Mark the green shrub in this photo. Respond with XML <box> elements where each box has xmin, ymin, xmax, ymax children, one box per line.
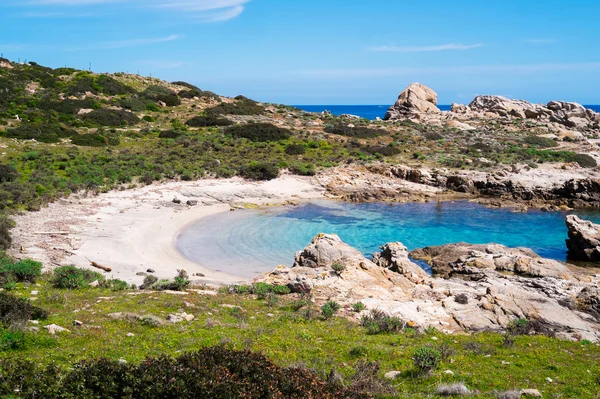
<box><xmin>1</xmin><ymin>259</ymin><xmax>42</xmax><ymax>282</ymax></box>
<box><xmin>226</xmin><ymin>123</ymin><xmax>292</xmax><ymax>142</ymax></box>
<box><xmin>352</xmin><ymin>302</ymin><xmax>367</xmax><ymax>312</ymax></box>
<box><xmin>139</xmin><ymin>275</ymin><xmax>158</xmax><ymax>289</ymax></box>
<box><xmin>524</xmin><ymin>135</ymin><xmax>558</xmax><ymax>148</ymax></box>
<box><xmin>285</xmin><ymin>143</ymin><xmax>306</xmax><ymax>155</ymax></box>
<box><xmin>158</xmin><ymin>130</ymin><xmax>182</xmax><ymax>139</ymax></box>
<box><xmin>362</xmin><ymin>145</ymin><xmax>401</xmax><ymax>157</ymax></box>
<box><xmin>51</xmin><ymin>265</ymin><xmax>105</xmax><ymax>289</ymax></box>
<box><xmin>239</xmin><ymin>161</ymin><xmax>280</xmax><ymax>180</ymax></box>
<box><xmin>0</xmin><ymin>329</ymin><xmax>26</xmax><ymax>351</ymax></box>
<box><xmin>424</xmin><ymin>131</ymin><xmax>444</xmax><ymax>141</ymax></box>
<box><xmin>101</xmin><ymin>279</ymin><xmax>129</xmax><ymax>291</ymax></box>
<box><xmin>321</xmin><ymin>301</ymin><xmax>341</xmax><ymax>320</ymax></box>
<box><xmin>0</xmin><ymin>292</ymin><xmax>48</xmax><ymax>328</ymax></box>
<box><xmin>324</xmin><ymin>124</ymin><xmax>384</xmax><ymax>138</ymax></box>
<box><xmin>3</xmin><ymin>122</ymin><xmax>75</xmax><ymax>143</ymax></box>
<box><xmin>332</xmin><ymin>262</ymin><xmax>346</xmax><ymax>276</ymax></box>
<box><xmin>360</xmin><ymin>309</ymin><xmax>405</xmax><ymax>334</ymax></box>
<box><xmin>0</xmin><ymin>215</ymin><xmax>15</xmax><ymax>250</ymax></box>
<box><xmin>0</xmin><ymin>347</ymin><xmax>364</xmax><ymax>398</ymax></box>
<box><xmin>412</xmin><ymin>347</ymin><xmax>441</xmax><ymax>374</ymax></box>
<box><xmin>205</xmin><ymin>99</ymin><xmax>265</xmax><ymax>117</ymax></box>
<box><xmin>572</xmin><ymin>153</ymin><xmax>597</xmax><ymax>168</ymax></box>
<box><xmin>80</xmin><ymin>109</ymin><xmax>140</xmax><ymax>127</ymax></box>
<box><xmin>140</xmin><ymin>85</ymin><xmax>181</xmax><ymax>106</ymax></box>
<box><xmin>0</xmin><ymin>165</ymin><xmax>18</xmax><ymax>184</ymax></box>
<box><xmin>71</xmin><ymin>133</ymin><xmax>119</xmax><ymax>147</ymax></box>
<box><xmin>185</xmin><ymin>115</ymin><xmax>233</xmax><ymax>127</ymax></box>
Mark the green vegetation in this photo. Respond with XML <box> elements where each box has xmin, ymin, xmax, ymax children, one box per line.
<box><xmin>225</xmin><ymin>123</ymin><xmax>292</xmax><ymax>142</ymax></box>
<box><xmin>51</xmin><ymin>265</ymin><xmax>105</xmax><ymax>289</ymax></box>
<box><xmin>325</xmin><ymin>123</ymin><xmax>385</xmax><ymax>138</ymax></box>
<box><xmin>185</xmin><ymin>115</ymin><xmax>233</xmax><ymax>127</ymax></box>
<box><xmin>0</xmin><ymin>269</ymin><xmax>597</xmax><ymax>398</ymax></box>
<box><xmin>205</xmin><ymin>98</ymin><xmax>265</xmax><ymax>117</ymax></box>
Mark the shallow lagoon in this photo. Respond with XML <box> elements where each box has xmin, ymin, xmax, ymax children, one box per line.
<box><xmin>177</xmin><ymin>200</ymin><xmax>600</xmax><ymax>279</ymax></box>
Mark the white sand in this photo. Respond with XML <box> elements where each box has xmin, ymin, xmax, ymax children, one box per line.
<box><xmin>10</xmin><ymin>174</ymin><xmax>325</xmax><ymax>285</ymax></box>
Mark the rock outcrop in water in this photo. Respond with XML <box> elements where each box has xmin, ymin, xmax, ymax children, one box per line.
<box><xmin>384</xmin><ymin>83</ymin><xmax>440</xmax><ymax>120</ymax></box>
<box><xmin>257</xmin><ymin>234</ymin><xmax>600</xmax><ymax>341</ymax></box>
<box><xmin>566</xmin><ymin>215</ymin><xmax>600</xmax><ymax>261</ymax></box>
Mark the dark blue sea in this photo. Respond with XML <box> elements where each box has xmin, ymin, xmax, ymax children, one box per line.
<box><xmin>294</xmin><ymin>105</ymin><xmax>600</xmax><ymax>121</ymax></box>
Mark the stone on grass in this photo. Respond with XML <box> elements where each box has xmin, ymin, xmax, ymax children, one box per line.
<box><xmin>44</xmin><ymin>324</ymin><xmax>70</xmax><ymax>335</ymax></box>
<box><xmin>384</xmin><ymin>371</ymin><xmax>402</xmax><ymax>380</ymax></box>
<box><xmin>521</xmin><ymin>389</ymin><xmax>542</xmax><ymax>398</ymax></box>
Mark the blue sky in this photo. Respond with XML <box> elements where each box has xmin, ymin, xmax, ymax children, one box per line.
<box><xmin>1</xmin><ymin>0</ymin><xmax>599</xmax><ymax>105</ymax></box>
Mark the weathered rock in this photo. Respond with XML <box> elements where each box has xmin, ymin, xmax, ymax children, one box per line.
<box><xmin>576</xmin><ymin>286</ymin><xmax>600</xmax><ymax>320</ymax></box>
<box><xmin>520</xmin><ymin>389</ymin><xmax>542</xmax><ymax>398</ymax></box>
<box><xmin>372</xmin><ymin>242</ymin><xmax>429</xmax><ymax>283</ymax></box>
<box><xmin>410</xmin><ymin>243</ymin><xmax>570</xmax><ymax>279</ymax></box>
<box><xmin>44</xmin><ymin>324</ymin><xmax>70</xmax><ymax>334</ymax></box>
<box><xmin>384</xmin><ymin>83</ymin><xmax>440</xmax><ymax>120</ymax></box>
<box><xmin>566</xmin><ymin>215</ymin><xmax>600</xmax><ymax>261</ymax></box>
<box><xmin>445</xmin><ymin>120</ymin><xmax>476</xmax><ymax>131</ymax></box>
<box><xmin>256</xmin><ymin>235</ymin><xmax>600</xmax><ymax>341</ymax></box>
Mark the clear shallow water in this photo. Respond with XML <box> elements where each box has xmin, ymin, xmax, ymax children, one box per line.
<box><xmin>294</xmin><ymin>105</ymin><xmax>600</xmax><ymax>121</ymax></box>
<box><xmin>177</xmin><ymin>200</ymin><xmax>600</xmax><ymax>278</ymax></box>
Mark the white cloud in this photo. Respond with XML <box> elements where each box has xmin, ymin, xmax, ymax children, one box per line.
<box><xmin>20</xmin><ymin>0</ymin><xmax>250</xmax><ymax>21</ymax></box>
<box><xmin>68</xmin><ymin>34</ymin><xmax>180</xmax><ymax>50</ymax></box>
<box><xmin>370</xmin><ymin>43</ymin><xmax>483</xmax><ymax>52</ymax></box>
<box><xmin>298</xmin><ymin>62</ymin><xmax>600</xmax><ymax>78</ymax></box>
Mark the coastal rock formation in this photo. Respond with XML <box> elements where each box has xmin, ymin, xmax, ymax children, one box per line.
<box><xmin>257</xmin><ymin>234</ymin><xmax>600</xmax><ymax>341</ymax></box>
<box><xmin>566</xmin><ymin>215</ymin><xmax>600</xmax><ymax>261</ymax></box>
<box><xmin>410</xmin><ymin>243</ymin><xmax>570</xmax><ymax>279</ymax></box>
<box><xmin>384</xmin><ymin>83</ymin><xmax>440</xmax><ymax>120</ymax></box>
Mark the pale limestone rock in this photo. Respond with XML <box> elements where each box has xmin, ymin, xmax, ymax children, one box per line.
<box><xmin>566</xmin><ymin>215</ymin><xmax>600</xmax><ymax>261</ymax></box>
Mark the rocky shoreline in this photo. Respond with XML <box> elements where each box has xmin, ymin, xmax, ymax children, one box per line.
<box><xmin>257</xmin><ymin>233</ymin><xmax>600</xmax><ymax>342</ymax></box>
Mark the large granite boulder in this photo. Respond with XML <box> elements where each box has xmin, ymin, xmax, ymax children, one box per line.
<box><xmin>372</xmin><ymin>242</ymin><xmax>429</xmax><ymax>283</ymax></box>
<box><xmin>384</xmin><ymin>83</ymin><xmax>440</xmax><ymax>120</ymax></box>
<box><xmin>566</xmin><ymin>215</ymin><xmax>600</xmax><ymax>261</ymax></box>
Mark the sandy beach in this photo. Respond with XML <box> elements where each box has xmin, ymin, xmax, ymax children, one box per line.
<box><xmin>10</xmin><ymin>174</ymin><xmax>326</xmax><ymax>285</ymax></box>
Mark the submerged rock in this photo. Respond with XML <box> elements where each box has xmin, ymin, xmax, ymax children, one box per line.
<box><xmin>256</xmin><ymin>234</ymin><xmax>600</xmax><ymax>341</ymax></box>
<box><xmin>566</xmin><ymin>215</ymin><xmax>600</xmax><ymax>261</ymax></box>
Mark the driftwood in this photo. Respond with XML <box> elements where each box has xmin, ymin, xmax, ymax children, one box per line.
<box><xmin>33</xmin><ymin>231</ymin><xmax>70</xmax><ymax>235</ymax></box>
<box><xmin>87</xmin><ymin>259</ymin><xmax>112</xmax><ymax>273</ymax></box>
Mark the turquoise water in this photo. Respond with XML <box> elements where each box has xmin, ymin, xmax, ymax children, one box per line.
<box><xmin>294</xmin><ymin>105</ymin><xmax>600</xmax><ymax>121</ymax></box>
<box><xmin>177</xmin><ymin>200</ymin><xmax>600</xmax><ymax>278</ymax></box>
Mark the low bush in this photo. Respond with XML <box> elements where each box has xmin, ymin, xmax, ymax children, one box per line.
<box><xmin>321</xmin><ymin>301</ymin><xmax>341</xmax><ymax>320</ymax></box>
<box><xmin>140</xmin><ymin>85</ymin><xmax>181</xmax><ymax>107</ymax></box>
<box><xmin>360</xmin><ymin>309</ymin><xmax>405</xmax><ymax>334</ymax></box>
<box><xmin>239</xmin><ymin>161</ymin><xmax>280</xmax><ymax>180</ymax></box>
<box><xmin>424</xmin><ymin>131</ymin><xmax>444</xmax><ymax>141</ymax></box>
<box><xmin>226</xmin><ymin>123</ymin><xmax>292</xmax><ymax>142</ymax></box>
<box><xmin>0</xmin><ymin>165</ymin><xmax>18</xmax><ymax>184</ymax></box>
<box><xmin>362</xmin><ymin>145</ymin><xmax>401</xmax><ymax>157</ymax></box>
<box><xmin>0</xmin><ymin>347</ymin><xmax>365</xmax><ymax>398</ymax></box>
<box><xmin>0</xmin><ymin>216</ymin><xmax>15</xmax><ymax>251</ymax></box>
<box><xmin>101</xmin><ymin>279</ymin><xmax>129</xmax><ymax>291</ymax></box>
<box><xmin>412</xmin><ymin>347</ymin><xmax>441</xmax><ymax>374</ymax></box>
<box><xmin>324</xmin><ymin>124</ymin><xmax>384</xmax><ymax>138</ymax></box>
<box><xmin>352</xmin><ymin>302</ymin><xmax>367</xmax><ymax>312</ymax></box>
<box><xmin>284</xmin><ymin>143</ymin><xmax>306</xmax><ymax>155</ymax></box>
<box><xmin>572</xmin><ymin>153</ymin><xmax>597</xmax><ymax>168</ymax></box>
<box><xmin>205</xmin><ymin>99</ymin><xmax>265</xmax><ymax>117</ymax></box>
<box><xmin>80</xmin><ymin>109</ymin><xmax>140</xmax><ymax>127</ymax></box>
<box><xmin>0</xmin><ymin>259</ymin><xmax>42</xmax><ymax>282</ymax></box>
<box><xmin>140</xmin><ymin>270</ymin><xmax>190</xmax><ymax>291</ymax></box>
<box><xmin>331</xmin><ymin>262</ymin><xmax>346</xmax><ymax>276</ymax></box>
<box><xmin>158</xmin><ymin>130</ymin><xmax>182</xmax><ymax>139</ymax></box>
<box><xmin>51</xmin><ymin>265</ymin><xmax>105</xmax><ymax>289</ymax></box>
<box><xmin>185</xmin><ymin>115</ymin><xmax>233</xmax><ymax>127</ymax></box>
<box><xmin>3</xmin><ymin>122</ymin><xmax>75</xmax><ymax>143</ymax></box>
<box><xmin>71</xmin><ymin>133</ymin><xmax>119</xmax><ymax>147</ymax></box>
<box><xmin>524</xmin><ymin>135</ymin><xmax>558</xmax><ymax>148</ymax></box>
<box><xmin>0</xmin><ymin>292</ymin><xmax>48</xmax><ymax>328</ymax></box>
